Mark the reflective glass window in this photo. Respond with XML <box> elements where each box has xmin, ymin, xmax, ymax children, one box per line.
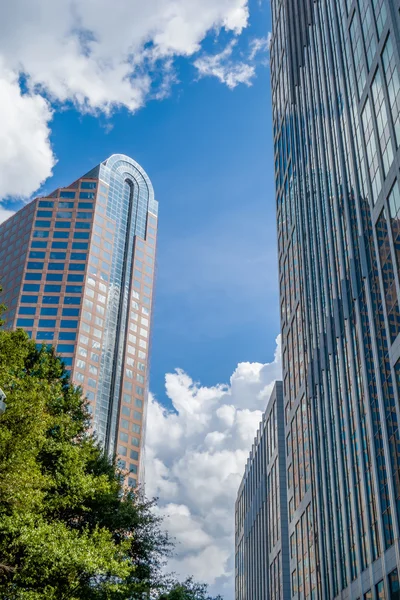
<box><xmin>33</xmin><ymin>231</ymin><xmax>49</xmax><ymax>238</ymax></box>
<box><xmin>55</xmin><ymin>221</ymin><xmax>71</xmax><ymax>229</ymax></box>
<box><xmin>25</xmin><ymin>273</ymin><xmax>42</xmax><ymax>281</ymax></box>
<box><xmin>69</xmin><ymin>263</ymin><xmax>85</xmax><ymax>271</ymax></box>
<box><xmin>79</xmin><ymin>192</ymin><xmax>95</xmax><ymax>199</ymax></box>
<box><xmin>75</xmin><ymin>222</ymin><xmax>91</xmax><ymax>229</ymax></box>
<box><xmin>38</xmin><ymin>201</ymin><xmax>54</xmax><ymax>207</ymax></box>
<box><xmin>59</xmin><ymin>332</ymin><xmax>77</xmax><ymax>340</ymax></box>
<box><xmin>71</xmin><ymin>252</ymin><xmax>87</xmax><ymax>260</ymax></box>
<box><xmin>48</xmin><ymin>263</ymin><xmax>65</xmax><ymax>270</ymax></box>
<box><xmin>58</xmin><ymin>201</ymin><xmax>74</xmax><ymax>208</ymax></box>
<box><xmin>41</xmin><ymin>307</ymin><xmax>57</xmax><ymax>316</ymax></box>
<box><xmin>62</xmin><ymin>308</ymin><xmax>79</xmax><ymax>316</ymax></box>
<box><xmin>38</xmin><ymin>319</ymin><xmax>56</xmax><ymax>328</ymax></box>
<box><xmin>37</xmin><ymin>331</ymin><xmax>54</xmax><ymax>340</ymax></box>
<box><xmin>81</xmin><ymin>182</ymin><xmax>96</xmax><ymax>189</ymax></box>
<box><xmin>72</xmin><ymin>242</ymin><xmax>88</xmax><ymax>249</ymax></box>
<box><xmin>43</xmin><ymin>296</ymin><xmax>59</xmax><ymax>304</ymax></box>
<box><xmin>66</xmin><ymin>285</ymin><xmax>82</xmax><ymax>293</ymax></box>
<box><xmin>44</xmin><ymin>285</ymin><xmax>61</xmax><ymax>292</ymax></box>
<box><xmin>57</xmin><ymin>344</ymin><xmax>75</xmax><ymax>353</ymax></box>
<box><xmin>64</xmin><ymin>296</ymin><xmax>81</xmax><ymax>304</ymax></box>
<box><xmin>18</xmin><ymin>307</ymin><xmax>35</xmax><ymax>315</ymax></box>
<box><xmin>31</xmin><ymin>241</ymin><xmax>47</xmax><ymax>248</ymax></box>
<box><xmin>52</xmin><ymin>242</ymin><xmax>68</xmax><ymax>249</ymax></box>
<box><xmin>53</xmin><ymin>231</ymin><xmax>69</xmax><ymax>238</ymax></box>
<box><xmin>130</xmin><ymin>450</ymin><xmax>139</xmax><ymax>461</ymax></box>
<box><xmin>23</xmin><ymin>284</ymin><xmax>40</xmax><ymax>292</ymax></box>
<box><xmin>35</xmin><ymin>221</ymin><xmax>50</xmax><ymax>228</ymax></box>
<box><xmin>46</xmin><ymin>273</ymin><xmax>63</xmax><ymax>281</ymax></box>
<box><xmin>50</xmin><ymin>252</ymin><xmax>66</xmax><ymax>260</ymax></box>
<box><xmin>74</xmin><ymin>231</ymin><xmax>90</xmax><ymax>238</ymax></box>
<box><xmin>37</xmin><ymin>211</ymin><xmax>52</xmax><ymax>218</ymax></box>
<box><xmin>67</xmin><ymin>274</ymin><xmax>84</xmax><ymax>282</ymax></box>
<box><xmin>27</xmin><ymin>262</ymin><xmax>44</xmax><ymax>270</ymax></box>
<box><xmin>59</xmin><ymin>192</ymin><xmax>75</xmax><ymax>199</ymax></box>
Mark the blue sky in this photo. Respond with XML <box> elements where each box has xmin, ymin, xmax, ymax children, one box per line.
<box><xmin>0</xmin><ymin>0</ymin><xmax>278</xmax><ymax>595</ymax></box>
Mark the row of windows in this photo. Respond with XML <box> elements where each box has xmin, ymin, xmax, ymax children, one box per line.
<box><xmin>29</xmin><ymin>252</ymin><xmax>87</xmax><ymax>260</ymax></box>
<box><xmin>35</xmin><ymin>216</ymin><xmax>91</xmax><ymax>228</ymax></box>
<box><xmin>21</xmin><ymin>295</ymin><xmax>81</xmax><ymax>305</ymax></box>
<box><xmin>20</xmin><ymin>305</ymin><xmax>79</xmax><ymax>316</ymax></box>
<box><xmin>34</xmin><ymin>229</ymin><xmax>90</xmax><ymax>238</ymax></box>
<box><xmin>16</xmin><ymin>318</ymin><xmax>78</xmax><ymax>328</ymax></box>
<box><xmin>40</xmin><ymin>191</ymin><xmax>96</xmax><ymax>202</ymax></box>
<box><xmin>31</xmin><ymin>241</ymin><xmax>88</xmax><ymax>250</ymax></box>
<box><xmin>25</xmin><ymin>273</ymin><xmax>84</xmax><ymax>282</ymax></box>
<box><xmin>38</xmin><ymin>200</ymin><xmax>94</xmax><ymax>209</ymax></box>
<box><xmin>23</xmin><ymin>285</ymin><xmax>82</xmax><ymax>294</ymax></box>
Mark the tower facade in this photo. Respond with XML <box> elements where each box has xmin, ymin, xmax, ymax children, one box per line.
<box><xmin>271</xmin><ymin>0</ymin><xmax>400</xmax><ymax>597</ymax></box>
<box><xmin>0</xmin><ymin>154</ymin><xmax>158</xmax><ymax>487</ymax></box>
<box><xmin>235</xmin><ymin>382</ymin><xmax>290</xmax><ymax>600</ymax></box>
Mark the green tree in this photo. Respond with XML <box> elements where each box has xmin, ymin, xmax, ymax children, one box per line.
<box><xmin>0</xmin><ymin>328</ymin><xmax>171</xmax><ymax>599</ymax></box>
<box><xmin>157</xmin><ymin>578</ymin><xmax>223</xmax><ymax>600</ymax></box>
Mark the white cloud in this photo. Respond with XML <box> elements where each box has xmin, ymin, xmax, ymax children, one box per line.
<box><xmin>194</xmin><ymin>40</ymin><xmax>255</xmax><ymax>89</ymax></box>
<box><xmin>0</xmin><ymin>61</ymin><xmax>55</xmax><ymax>200</ymax></box>
<box><xmin>0</xmin><ymin>0</ymin><xmax>252</xmax><ymax>200</ymax></box>
<box><xmin>146</xmin><ymin>335</ymin><xmax>281</xmax><ymax>598</ymax></box>
<box><xmin>248</xmin><ymin>34</ymin><xmax>271</xmax><ymax>60</ymax></box>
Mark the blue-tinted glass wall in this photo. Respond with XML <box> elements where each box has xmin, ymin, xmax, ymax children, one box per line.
<box><xmin>271</xmin><ymin>0</ymin><xmax>400</xmax><ymax>597</ymax></box>
<box><xmin>235</xmin><ymin>382</ymin><xmax>290</xmax><ymax>600</ymax></box>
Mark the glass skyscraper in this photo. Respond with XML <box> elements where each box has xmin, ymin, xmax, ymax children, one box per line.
<box><xmin>235</xmin><ymin>382</ymin><xmax>290</xmax><ymax>600</ymax></box>
<box><xmin>271</xmin><ymin>0</ymin><xmax>400</xmax><ymax>597</ymax></box>
<box><xmin>0</xmin><ymin>154</ymin><xmax>158</xmax><ymax>487</ymax></box>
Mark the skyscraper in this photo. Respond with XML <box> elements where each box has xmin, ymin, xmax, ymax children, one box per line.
<box><xmin>271</xmin><ymin>0</ymin><xmax>400</xmax><ymax>597</ymax></box>
<box><xmin>0</xmin><ymin>154</ymin><xmax>158</xmax><ymax>487</ymax></box>
<box><xmin>235</xmin><ymin>382</ymin><xmax>290</xmax><ymax>600</ymax></box>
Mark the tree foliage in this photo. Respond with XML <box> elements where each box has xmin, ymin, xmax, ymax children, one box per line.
<box><xmin>0</xmin><ymin>328</ymin><xmax>170</xmax><ymax>599</ymax></box>
<box><xmin>0</xmin><ymin>327</ymin><xmax>222</xmax><ymax>600</ymax></box>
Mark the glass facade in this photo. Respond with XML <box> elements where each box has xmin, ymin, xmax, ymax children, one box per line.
<box><xmin>235</xmin><ymin>382</ymin><xmax>290</xmax><ymax>600</ymax></box>
<box><xmin>0</xmin><ymin>154</ymin><xmax>158</xmax><ymax>487</ymax></box>
<box><xmin>271</xmin><ymin>0</ymin><xmax>400</xmax><ymax>597</ymax></box>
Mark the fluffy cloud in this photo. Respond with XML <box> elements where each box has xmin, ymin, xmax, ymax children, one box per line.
<box><xmin>146</xmin><ymin>335</ymin><xmax>281</xmax><ymax>598</ymax></box>
<box><xmin>194</xmin><ymin>40</ymin><xmax>255</xmax><ymax>89</ymax></box>
<box><xmin>0</xmin><ymin>0</ymin><xmax>253</xmax><ymax>200</ymax></box>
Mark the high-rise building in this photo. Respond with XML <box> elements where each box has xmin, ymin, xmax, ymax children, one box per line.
<box><xmin>235</xmin><ymin>382</ymin><xmax>290</xmax><ymax>600</ymax></box>
<box><xmin>0</xmin><ymin>154</ymin><xmax>158</xmax><ymax>487</ymax></box>
<box><xmin>271</xmin><ymin>0</ymin><xmax>400</xmax><ymax>597</ymax></box>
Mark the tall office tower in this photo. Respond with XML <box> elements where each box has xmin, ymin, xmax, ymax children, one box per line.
<box><xmin>235</xmin><ymin>382</ymin><xmax>290</xmax><ymax>600</ymax></box>
<box><xmin>0</xmin><ymin>154</ymin><xmax>158</xmax><ymax>487</ymax></box>
<box><xmin>271</xmin><ymin>0</ymin><xmax>400</xmax><ymax>598</ymax></box>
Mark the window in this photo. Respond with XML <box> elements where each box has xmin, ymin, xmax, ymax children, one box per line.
<box><xmin>76</xmin><ymin>212</ymin><xmax>91</xmax><ymax>220</ymax></box>
<box><xmin>67</xmin><ymin>274</ymin><xmax>84</xmax><ymax>282</ymax></box>
<box><xmin>38</xmin><ymin>319</ymin><xmax>56</xmax><ymax>328</ymax></box>
<box><xmin>52</xmin><ymin>241</ymin><xmax>68</xmax><ymax>249</ymax></box>
<box><xmin>120</xmin><ymin>432</ymin><xmax>129</xmax><ymax>443</ymax></box>
<box><xmin>122</xmin><ymin>406</ymin><xmax>131</xmax><ymax>417</ymax></box>
<box><xmin>60</xmin><ymin>320</ymin><xmax>78</xmax><ymax>329</ymax></box>
<box><xmin>69</xmin><ymin>263</ymin><xmax>85</xmax><ymax>271</ymax></box>
<box><xmin>58</xmin><ymin>201</ymin><xmax>74</xmax><ymax>208</ymax></box>
<box><xmin>19</xmin><ymin>307</ymin><xmax>35</xmax><ymax>315</ymax></box>
<box><xmin>43</xmin><ymin>296</ymin><xmax>59</xmax><ymax>304</ymax></box>
<box><xmin>72</xmin><ymin>242</ymin><xmax>88</xmax><ymax>249</ymax></box>
<box><xmin>62</xmin><ymin>308</ymin><xmax>79</xmax><ymax>316</ymax></box>
<box><xmin>75</xmin><ymin>373</ymin><xmax>84</xmax><ymax>383</ymax></box>
<box><xmin>41</xmin><ymin>307</ymin><xmax>57</xmax><ymax>316</ymax></box>
<box><xmin>35</xmin><ymin>221</ymin><xmax>50</xmax><ymax>228</ymax></box>
<box><xmin>74</xmin><ymin>231</ymin><xmax>90</xmax><ymax>239</ymax></box>
<box><xmin>128</xmin><ymin>478</ymin><xmax>136</xmax><ymax>488</ymax></box>
<box><xmin>53</xmin><ymin>231</ymin><xmax>69</xmax><ymax>238</ymax></box>
<box><xmin>135</xmin><ymin>399</ymin><xmax>143</xmax><ymax>408</ymax></box>
<box><xmin>81</xmin><ymin>182</ymin><xmax>96</xmax><ymax>189</ymax></box>
<box><xmin>38</xmin><ymin>201</ymin><xmax>54</xmax><ymax>208</ymax></box>
<box><xmin>134</xmin><ymin>411</ymin><xmax>142</xmax><ymax>421</ymax></box>
<box><xmin>88</xmin><ymin>378</ymin><xmax>96</xmax><ymax>387</ymax></box>
<box><xmin>31</xmin><ymin>241</ymin><xmax>47</xmax><ymax>248</ymax></box>
<box><xmin>57</xmin><ymin>211</ymin><xmax>72</xmax><ymax>219</ymax></box>
<box><xmin>78</xmin><ymin>347</ymin><xmax>87</xmax><ymax>357</ymax></box>
<box><xmin>37</xmin><ymin>210</ymin><xmax>52</xmax><ymax>218</ymax></box>
<box><xmin>118</xmin><ymin>445</ymin><xmax>127</xmax><ymax>456</ymax></box>
<box><xmin>29</xmin><ymin>251</ymin><xmax>45</xmax><ymax>259</ymax></box>
<box><xmin>130</xmin><ymin>450</ymin><xmax>139</xmax><ymax>461</ymax></box>
<box><xmin>37</xmin><ymin>331</ymin><xmax>54</xmax><ymax>340</ymax></box>
<box><xmin>64</xmin><ymin>296</ymin><xmax>81</xmax><ymax>305</ymax></box>
<box><xmin>33</xmin><ymin>230</ymin><xmax>49</xmax><ymax>238</ymax></box>
<box><xmin>59</xmin><ymin>192</ymin><xmax>75</xmax><ymax>199</ymax></box>
<box><xmin>21</xmin><ymin>295</ymin><xmax>38</xmax><ymax>303</ymax></box>
<box><xmin>129</xmin><ymin>464</ymin><xmax>138</xmax><ymax>474</ymax></box>
<box><xmin>75</xmin><ymin>222</ymin><xmax>91</xmax><ymax>229</ymax></box>
<box><xmin>59</xmin><ymin>332</ymin><xmax>76</xmax><ymax>341</ymax></box>
<box><xmin>27</xmin><ymin>262</ymin><xmax>44</xmax><ymax>270</ymax></box>
<box><xmin>71</xmin><ymin>252</ymin><xmax>87</xmax><ymax>260</ymax></box>
<box><xmin>44</xmin><ymin>285</ymin><xmax>61</xmax><ymax>293</ymax></box>
<box><xmin>123</xmin><ymin>394</ymin><xmax>131</xmax><ymax>404</ymax></box>
<box><xmin>132</xmin><ymin>424</ymin><xmax>140</xmax><ymax>434</ymax></box>
<box><xmin>46</xmin><ymin>273</ymin><xmax>63</xmax><ymax>281</ymax></box>
<box><xmin>55</xmin><ymin>221</ymin><xmax>71</xmax><ymax>229</ymax></box>
<box><xmin>25</xmin><ymin>273</ymin><xmax>42</xmax><ymax>281</ymax></box>
<box><xmin>23</xmin><ymin>284</ymin><xmax>40</xmax><ymax>292</ymax></box>
<box><xmin>79</xmin><ymin>192</ymin><xmax>95</xmax><ymax>199</ymax></box>
<box><xmin>66</xmin><ymin>285</ymin><xmax>82</xmax><ymax>293</ymax></box>
<box><xmin>120</xmin><ymin>419</ymin><xmax>129</xmax><ymax>430</ymax></box>
<box><xmin>48</xmin><ymin>263</ymin><xmax>65</xmax><ymax>270</ymax></box>
<box><xmin>132</xmin><ymin>437</ymin><xmax>140</xmax><ymax>447</ymax></box>
<box><xmin>57</xmin><ymin>344</ymin><xmax>75</xmax><ymax>353</ymax></box>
